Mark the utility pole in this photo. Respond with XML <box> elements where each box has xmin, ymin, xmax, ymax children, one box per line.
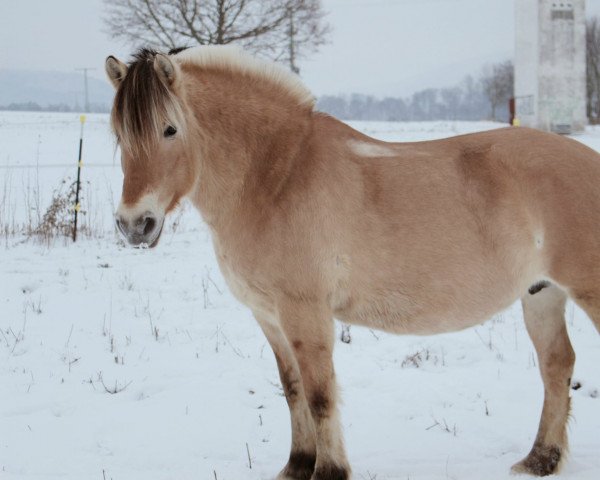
<box><xmin>75</xmin><ymin>67</ymin><xmax>96</xmax><ymax>112</ymax></box>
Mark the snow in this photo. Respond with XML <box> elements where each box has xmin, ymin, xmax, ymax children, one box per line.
<box><xmin>1</xmin><ymin>112</ymin><xmax>599</xmax><ymax>480</ymax></box>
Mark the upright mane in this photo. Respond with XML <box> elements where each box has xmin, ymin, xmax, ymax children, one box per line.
<box><xmin>173</xmin><ymin>45</ymin><xmax>315</xmax><ymax>108</ymax></box>
<box><xmin>110</xmin><ymin>46</ymin><xmax>314</xmax><ymax>158</ymax></box>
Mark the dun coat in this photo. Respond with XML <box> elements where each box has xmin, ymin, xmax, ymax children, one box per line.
<box><xmin>106</xmin><ymin>46</ymin><xmax>599</xmax><ymax>479</ymax></box>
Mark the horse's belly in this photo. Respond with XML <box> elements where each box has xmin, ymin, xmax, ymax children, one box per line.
<box><xmin>333</xmin><ymin>284</ymin><xmax>520</xmax><ymax>335</ymax></box>
<box><xmin>337</xmin><ymin>306</ymin><xmax>491</xmax><ymax>335</ymax></box>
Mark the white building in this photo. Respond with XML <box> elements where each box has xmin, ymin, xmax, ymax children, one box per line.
<box><xmin>515</xmin><ymin>0</ymin><xmax>587</xmax><ymax>133</ymax></box>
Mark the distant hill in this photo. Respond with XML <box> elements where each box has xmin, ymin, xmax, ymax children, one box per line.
<box><xmin>0</xmin><ymin>69</ymin><xmax>114</xmax><ymax>112</ymax></box>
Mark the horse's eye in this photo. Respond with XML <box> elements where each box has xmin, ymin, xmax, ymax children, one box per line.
<box><xmin>164</xmin><ymin>125</ymin><xmax>177</xmax><ymax>138</ymax></box>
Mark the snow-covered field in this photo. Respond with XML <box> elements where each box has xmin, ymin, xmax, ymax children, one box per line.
<box><xmin>1</xmin><ymin>112</ymin><xmax>599</xmax><ymax>480</ymax></box>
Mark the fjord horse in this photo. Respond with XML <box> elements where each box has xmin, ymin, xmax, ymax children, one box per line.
<box><xmin>106</xmin><ymin>46</ymin><xmax>598</xmax><ymax>479</ymax></box>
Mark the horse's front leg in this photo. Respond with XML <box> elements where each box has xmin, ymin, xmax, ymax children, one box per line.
<box><xmin>278</xmin><ymin>299</ymin><xmax>351</xmax><ymax>480</ymax></box>
<box><xmin>254</xmin><ymin>311</ymin><xmax>317</xmax><ymax>480</ymax></box>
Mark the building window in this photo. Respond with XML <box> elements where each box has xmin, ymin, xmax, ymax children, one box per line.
<box><xmin>552</xmin><ymin>10</ymin><xmax>574</xmax><ymax>20</ymax></box>
<box><xmin>552</xmin><ymin>2</ymin><xmax>574</xmax><ymax>20</ymax></box>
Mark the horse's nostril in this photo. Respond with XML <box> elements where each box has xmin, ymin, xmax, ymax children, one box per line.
<box><xmin>143</xmin><ymin>216</ymin><xmax>156</xmax><ymax>236</ymax></box>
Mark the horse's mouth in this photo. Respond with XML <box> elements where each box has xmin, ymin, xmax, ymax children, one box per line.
<box><xmin>137</xmin><ymin>220</ymin><xmax>164</xmax><ymax>249</ymax></box>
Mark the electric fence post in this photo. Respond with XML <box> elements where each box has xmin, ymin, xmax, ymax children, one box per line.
<box><xmin>72</xmin><ymin>114</ymin><xmax>86</xmax><ymax>242</ymax></box>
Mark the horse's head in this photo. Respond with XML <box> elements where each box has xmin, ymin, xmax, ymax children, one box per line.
<box><xmin>106</xmin><ymin>49</ymin><xmax>196</xmax><ymax>247</ymax></box>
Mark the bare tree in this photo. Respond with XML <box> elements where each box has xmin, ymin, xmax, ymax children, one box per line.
<box><xmin>481</xmin><ymin>60</ymin><xmax>514</xmax><ymax>121</ymax></box>
<box><xmin>587</xmin><ymin>17</ymin><xmax>600</xmax><ymax>124</ymax></box>
<box><xmin>103</xmin><ymin>0</ymin><xmax>330</xmax><ymax>73</ymax></box>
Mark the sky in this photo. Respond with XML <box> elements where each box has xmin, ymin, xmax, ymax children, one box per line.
<box><xmin>2</xmin><ymin>0</ymin><xmax>600</xmax><ymax>98</ymax></box>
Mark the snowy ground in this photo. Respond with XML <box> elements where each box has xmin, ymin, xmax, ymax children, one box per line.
<box><xmin>1</xmin><ymin>112</ymin><xmax>599</xmax><ymax>480</ymax></box>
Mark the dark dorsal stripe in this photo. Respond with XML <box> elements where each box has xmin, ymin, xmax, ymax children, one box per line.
<box><xmin>168</xmin><ymin>46</ymin><xmax>189</xmax><ymax>55</ymax></box>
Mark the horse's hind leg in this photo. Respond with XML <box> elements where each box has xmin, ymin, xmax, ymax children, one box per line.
<box><xmin>512</xmin><ymin>284</ymin><xmax>575</xmax><ymax>476</ymax></box>
<box><xmin>254</xmin><ymin>312</ymin><xmax>317</xmax><ymax>480</ymax></box>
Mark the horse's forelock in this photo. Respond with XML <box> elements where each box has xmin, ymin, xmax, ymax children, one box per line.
<box><xmin>111</xmin><ymin>48</ymin><xmax>185</xmax><ymax>159</ymax></box>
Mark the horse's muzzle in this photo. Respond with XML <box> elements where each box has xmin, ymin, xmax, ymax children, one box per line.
<box><xmin>115</xmin><ymin>212</ymin><xmax>164</xmax><ymax>248</ymax></box>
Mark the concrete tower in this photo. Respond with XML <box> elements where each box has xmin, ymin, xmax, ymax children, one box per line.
<box><xmin>515</xmin><ymin>0</ymin><xmax>587</xmax><ymax>133</ymax></box>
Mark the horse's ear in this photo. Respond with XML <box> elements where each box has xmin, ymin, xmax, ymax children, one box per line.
<box><xmin>154</xmin><ymin>53</ymin><xmax>179</xmax><ymax>88</ymax></box>
<box><xmin>105</xmin><ymin>56</ymin><xmax>128</xmax><ymax>89</ymax></box>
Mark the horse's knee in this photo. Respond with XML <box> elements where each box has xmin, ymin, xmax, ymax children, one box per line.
<box><xmin>309</xmin><ymin>390</ymin><xmax>333</xmax><ymax>420</ymax></box>
<box><xmin>276</xmin><ymin>356</ymin><xmax>303</xmax><ymax>405</ymax></box>
<box><xmin>291</xmin><ymin>347</ymin><xmax>336</xmax><ymax>421</ymax></box>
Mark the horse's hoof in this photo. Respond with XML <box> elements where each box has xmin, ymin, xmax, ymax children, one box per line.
<box><xmin>276</xmin><ymin>451</ymin><xmax>316</xmax><ymax>480</ymax></box>
<box><xmin>310</xmin><ymin>464</ymin><xmax>350</xmax><ymax>480</ymax></box>
<box><xmin>511</xmin><ymin>444</ymin><xmax>562</xmax><ymax>477</ymax></box>
<box><xmin>276</xmin><ymin>468</ymin><xmax>312</xmax><ymax>480</ymax></box>
<box><xmin>277</xmin><ymin>474</ymin><xmax>305</xmax><ymax>480</ymax></box>
<box><xmin>276</xmin><ymin>471</ymin><xmax>312</xmax><ymax>480</ymax></box>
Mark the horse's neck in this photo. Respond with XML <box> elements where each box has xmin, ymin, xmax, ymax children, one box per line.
<box><xmin>189</xmin><ymin>102</ymin><xmax>313</xmax><ymax>229</ymax></box>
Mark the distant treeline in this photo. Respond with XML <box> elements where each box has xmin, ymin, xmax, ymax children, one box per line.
<box><xmin>3</xmin><ymin>85</ymin><xmax>509</xmax><ymax>121</ymax></box>
<box><xmin>0</xmin><ymin>102</ymin><xmax>110</xmax><ymax>113</ymax></box>
<box><xmin>317</xmin><ymin>75</ymin><xmax>510</xmax><ymax>123</ymax></box>
<box><xmin>2</xmin><ymin>67</ymin><xmax>512</xmax><ymax>122</ymax></box>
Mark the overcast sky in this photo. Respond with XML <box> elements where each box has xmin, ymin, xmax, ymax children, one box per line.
<box><xmin>2</xmin><ymin>0</ymin><xmax>600</xmax><ymax>97</ymax></box>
